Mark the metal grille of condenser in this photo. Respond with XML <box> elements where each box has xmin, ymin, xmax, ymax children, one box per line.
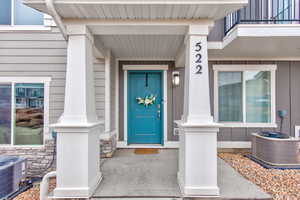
<box><xmin>0</xmin><ymin>156</ymin><xmax>27</xmax><ymax>198</ymax></box>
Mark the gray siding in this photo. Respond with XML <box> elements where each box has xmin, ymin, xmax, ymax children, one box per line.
<box><xmin>208</xmin><ymin>19</ymin><xmax>224</xmax><ymax>41</ymax></box>
<box><xmin>110</xmin><ymin>54</ymin><xmax>116</xmax><ymax>130</ymax></box>
<box><xmin>210</xmin><ymin>61</ymin><xmax>300</xmax><ymax>141</ymax></box>
<box><xmin>0</xmin><ymin>28</ymin><xmax>105</xmax><ymax>139</ymax></box>
<box><xmin>118</xmin><ymin>60</ymin><xmax>300</xmax><ymax>142</ymax></box>
<box><xmin>95</xmin><ymin>60</ymin><xmax>106</xmax><ymax>120</ymax></box>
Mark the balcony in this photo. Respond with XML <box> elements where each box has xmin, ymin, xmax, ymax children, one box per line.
<box><xmin>224</xmin><ymin>0</ymin><xmax>300</xmax><ymax>35</ymax></box>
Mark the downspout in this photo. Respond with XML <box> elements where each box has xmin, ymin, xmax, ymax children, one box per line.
<box><xmin>40</xmin><ymin>1</ymin><xmax>66</xmax><ymax>198</ymax></box>
<box><xmin>45</xmin><ymin>0</ymin><xmax>68</xmax><ymax>40</ymax></box>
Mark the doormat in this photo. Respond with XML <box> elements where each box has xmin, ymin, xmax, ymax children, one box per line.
<box><xmin>134</xmin><ymin>148</ymin><xmax>159</xmax><ymax>154</ymax></box>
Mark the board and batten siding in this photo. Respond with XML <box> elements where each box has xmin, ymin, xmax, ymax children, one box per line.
<box><xmin>0</xmin><ymin>28</ymin><xmax>106</xmax><ymax>139</ymax></box>
<box><xmin>118</xmin><ymin>61</ymin><xmax>300</xmax><ymax>142</ymax></box>
<box><xmin>209</xmin><ymin>61</ymin><xmax>300</xmax><ymax>141</ymax></box>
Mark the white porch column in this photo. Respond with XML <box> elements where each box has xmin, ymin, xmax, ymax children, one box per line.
<box><xmin>52</xmin><ymin>25</ymin><xmax>103</xmax><ymax>198</ymax></box>
<box><xmin>176</xmin><ymin>24</ymin><xmax>221</xmax><ymax>197</ymax></box>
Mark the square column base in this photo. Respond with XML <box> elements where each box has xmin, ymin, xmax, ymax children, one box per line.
<box><xmin>176</xmin><ymin>121</ymin><xmax>221</xmax><ymax>197</ymax></box>
<box><xmin>177</xmin><ymin>172</ymin><xmax>219</xmax><ymax>197</ymax></box>
<box><xmin>52</xmin><ymin>121</ymin><xmax>104</xmax><ymax>199</ymax></box>
<box><xmin>53</xmin><ymin>172</ymin><xmax>102</xmax><ymax>198</ymax></box>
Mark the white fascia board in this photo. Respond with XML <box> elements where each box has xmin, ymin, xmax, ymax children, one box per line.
<box><xmin>237</xmin><ymin>24</ymin><xmax>300</xmax><ymax>37</ymax></box>
<box><xmin>64</xmin><ymin>19</ymin><xmax>213</xmax><ymax>35</ymax></box>
<box><xmin>207</xmin><ymin>41</ymin><xmax>223</xmax><ymax>50</ymax></box>
<box><xmin>64</xmin><ymin>19</ymin><xmax>214</xmax><ymax>26</ymax></box>
<box><xmin>208</xmin><ymin>24</ymin><xmax>300</xmax><ymax>50</ymax></box>
<box><xmin>25</xmin><ymin>0</ymin><xmax>248</xmax><ymax>5</ymax></box>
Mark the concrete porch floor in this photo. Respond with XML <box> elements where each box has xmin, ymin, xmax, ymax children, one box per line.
<box><xmin>92</xmin><ymin>149</ymin><xmax>271</xmax><ymax>200</ymax></box>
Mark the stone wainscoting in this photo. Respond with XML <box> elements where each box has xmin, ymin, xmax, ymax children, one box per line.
<box><xmin>100</xmin><ymin>133</ymin><xmax>117</xmax><ymax>158</ymax></box>
<box><xmin>0</xmin><ymin>140</ymin><xmax>56</xmax><ymax>177</ymax></box>
<box><xmin>0</xmin><ymin>135</ymin><xmax>117</xmax><ymax>177</ymax></box>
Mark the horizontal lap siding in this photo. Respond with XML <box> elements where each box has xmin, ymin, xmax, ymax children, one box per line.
<box><xmin>0</xmin><ymin>30</ymin><xmax>105</xmax><ymax>129</ymax></box>
<box><xmin>110</xmin><ymin>55</ymin><xmax>116</xmax><ymax>131</ymax></box>
<box><xmin>211</xmin><ymin>61</ymin><xmax>300</xmax><ymax>141</ymax></box>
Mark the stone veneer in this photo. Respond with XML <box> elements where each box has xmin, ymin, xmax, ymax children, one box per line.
<box><xmin>0</xmin><ymin>140</ymin><xmax>56</xmax><ymax>177</ymax></box>
<box><xmin>100</xmin><ymin>134</ymin><xmax>117</xmax><ymax>158</ymax></box>
<box><xmin>0</xmin><ymin>135</ymin><xmax>117</xmax><ymax>177</ymax></box>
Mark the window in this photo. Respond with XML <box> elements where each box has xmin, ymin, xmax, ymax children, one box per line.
<box><xmin>0</xmin><ymin>0</ymin><xmax>44</xmax><ymax>25</ymax></box>
<box><xmin>0</xmin><ymin>77</ymin><xmax>50</xmax><ymax>146</ymax></box>
<box><xmin>213</xmin><ymin>65</ymin><xmax>276</xmax><ymax>127</ymax></box>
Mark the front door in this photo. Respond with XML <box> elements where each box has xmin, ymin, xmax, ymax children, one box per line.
<box><xmin>128</xmin><ymin>71</ymin><xmax>163</xmax><ymax>144</ymax></box>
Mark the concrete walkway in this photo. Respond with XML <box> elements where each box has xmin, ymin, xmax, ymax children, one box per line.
<box><xmin>92</xmin><ymin>149</ymin><xmax>271</xmax><ymax>200</ymax></box>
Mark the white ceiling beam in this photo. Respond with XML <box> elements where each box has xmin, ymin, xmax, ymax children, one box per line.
<box><xmin>89</xmin><ymin>25</ymin><xmax>187</xmax><ymax>35</ymax></box>
<box><xmin>63</xmin><ymin>18</ymin><xmax>214</xmax><ymax>26</ymax></box>
<box><xmin>63</xmin><ymin>19</ymin><xmax>214</xmax><ymax>35</ymax></box>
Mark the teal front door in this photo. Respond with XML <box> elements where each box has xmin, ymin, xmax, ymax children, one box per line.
<box><xmin>128</xmin><ymin>71</ymin><xmax>163</xmax><ymax>144</ymax></box>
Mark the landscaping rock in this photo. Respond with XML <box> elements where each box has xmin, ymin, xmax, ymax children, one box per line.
<box><xmin>219</xmin><ymin>153</ymin><xmax>300</xmax><ymax>200</ymax></box>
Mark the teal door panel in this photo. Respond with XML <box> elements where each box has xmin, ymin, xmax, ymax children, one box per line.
<box><xmin>128</xmin><ymin>71</ymin><xmax>163</xmax><ymax>144</ymax></box>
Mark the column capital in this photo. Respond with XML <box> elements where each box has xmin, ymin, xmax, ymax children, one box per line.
<box><xmin>186</xmin><ymin>22</ymin><xmax>214</xmax><ymax>37</ymax></box>
<box><xmin>66</xmin><ymin>24</ymin><xmax>94</xmax><ymax>43</ymax></box>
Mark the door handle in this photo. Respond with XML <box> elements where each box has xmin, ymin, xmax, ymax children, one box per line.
<box><xmin>157</xmin><ymin>110</ymin><xmax>161</xmax><ymax>119</ymax></box>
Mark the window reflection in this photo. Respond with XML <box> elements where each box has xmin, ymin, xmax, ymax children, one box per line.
<box><xmin>15</xmin><ymin>83</ymin><xmax>44</xmax><ymax>145</ymax></box>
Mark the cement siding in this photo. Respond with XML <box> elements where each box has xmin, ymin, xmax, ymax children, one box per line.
<box><xmin>110</xmin><ymin>54</ymin><xmax>116</xmax><ymax>131</ymax></box>
<box><xmin>0</xmin><ymin>29</ymin><xmax>105</xmax><ymax>137</ymax></box>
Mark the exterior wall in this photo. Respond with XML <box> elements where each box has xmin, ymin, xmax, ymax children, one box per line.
<box><xmin>208</xmin><ymin>19</ymin><xmax>225</xmax><ymax>41</ymax></box>
<box><xmin>118</xmin><ymin>60</ymin><xmax>179</xmax><ymax>142</ymax></box>
<box><xmin>0</xmin><ymin>28</ymin><xmax>106</xmax><ymax>175</ymax></box>
<box><xmin>100</xmin><ymin>54</ymin><xmax>117</xmax><ymax>158</ymax></box>
<box><xmin>110</xmin><ymin>55</ymin><xmax>116</xmax><ymax>131</ymax></box>
<box><xmin>135</xmin><ymin>60</ymin><xmax>300</xmax><ymax>143</ymax></box>
<box><xmin>209</xmin><ymin>61</ymin><xmax>300</xmax><ymax>141</ymax></box>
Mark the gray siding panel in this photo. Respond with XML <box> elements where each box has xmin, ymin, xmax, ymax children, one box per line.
<box><xmin>117</xmin><ymin>60</ymin><xmax>300</xmax><ymax>142</ymax></box>
<box><xmin>290</xmin><ymin>62</ymin><xmax>300</xmax><ymax>136</ymax></box>
<box><xmin>208</xmin><ymin>19</ymin><xmax>224</xmax><ymax>41</ymax></box>
<box><xmin>275</xmin><ymin>61</ymin><xmax>291</xmax><ymax>134</ymax></box>
<box><xmin>0</xmin><ymin>30</ymin><xmax>105</xmax><ymax>131</ymax></box>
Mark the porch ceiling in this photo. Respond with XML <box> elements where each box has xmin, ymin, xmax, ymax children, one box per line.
<box><xmin>24</xmin><ymin>0</ymin><xmax>248</xmax><ymax>20</ymax></box>
<box><xmin>95</xmin><ymin>35</ymin><xmax>184</xmax><ymax>59</ymax></box>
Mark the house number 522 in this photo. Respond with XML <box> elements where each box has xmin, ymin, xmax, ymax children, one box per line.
<box><xmin>195</xmin><ymin>42</ymin><xmax>202</xmax><ymax>74</ymax></box>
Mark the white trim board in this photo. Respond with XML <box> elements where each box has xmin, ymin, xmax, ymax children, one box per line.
<box><xmin>117</xmin><ymin>141</ymin><xmax>252</xmax><ymax>149</ymax></box>
<box><xmin>123</xmin><ymin>65</ymin><xmax>169</xmax><ymax>146</ymax></box>
<box><xmin>123</xmin><ymin>65</ymin><xmax>169</xmax><ymax>70</ymax></box>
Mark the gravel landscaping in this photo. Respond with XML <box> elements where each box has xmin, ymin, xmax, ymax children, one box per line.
<box><xmin>219</xmin><ymin>153</ymin><xmax>300</xmax><ymax>200</ymax></box>
<box><xmin>13</xmin><ymin>153</ymin><xmax>300</xmax><ymax>200</ymax></box>
<box><xmin>14</xmin><ymin>179</ymin><xmax>56</xmax><ymax>200</ymax></box>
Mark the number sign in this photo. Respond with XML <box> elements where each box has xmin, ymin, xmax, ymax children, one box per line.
<box><xmin>195</xmin><ymin>42</ymin><xmax>202</xmax><ymax>74</ymax></box>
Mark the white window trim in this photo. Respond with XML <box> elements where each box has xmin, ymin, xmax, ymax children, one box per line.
<box><xmin>213</xmin><ymin>64</ymin><xmax>277</xmax><ymax>128</ymax></box>
<box><xmin>0</xmin><ymin>0</ymin><xmax>49</xmax><ymax>31</ymax></box>
<box><xmin>0</xmin><ymin>77</ymin><xmax>51</xmax><ymax>147</ymax></box>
